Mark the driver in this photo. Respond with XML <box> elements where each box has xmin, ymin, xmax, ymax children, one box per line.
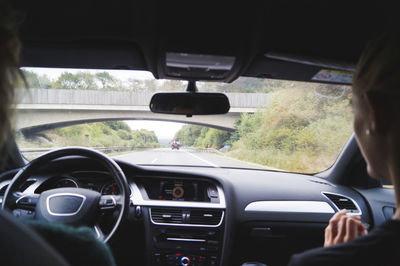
<box><xmin>289</xmin><ymin>33</ymin><xmax>400</xmax><ymax>265</ymax></box>
<box><xmin>0</xmin><ymin>0</ymin><xmax>21</xmax><ymax>172</ymax></box>
<box><xmin>0</xmin><ymin>1</ymin><xmax>115</xmax><ymax>265</ymax></box>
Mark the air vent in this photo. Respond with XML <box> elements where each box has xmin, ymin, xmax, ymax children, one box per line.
<box><xmin>189</xmin><ymin>210</ymin><xmax>223</xmax><ymax>226</ymax></box>
<box><xmin>323</xmin><ymin>192</ymin><xmax>361</xmax><ymax>214</ymax></box>
<box><xmin>151</xmin><ymin>208</ymin><xmax>184</xmax><ymax>224</ymax></box>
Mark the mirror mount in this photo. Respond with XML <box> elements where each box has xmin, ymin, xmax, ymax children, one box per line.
<box><xmin>186</xmin><ymin>80</ymin><xmax>198</xmax><ymax>93</ymax></box>
<box><xmin>186</xmin><ymin>81</ymin><xmax>198</xmax><ymax>116</ymax></box>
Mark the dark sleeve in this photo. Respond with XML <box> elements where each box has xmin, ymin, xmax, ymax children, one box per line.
<box><xmin>287</xmin><ymin>226</ymin><xmax>396</xmax><ymax>266</ymax></box>
<box><xmin>23</xmin><ymin>219</ymin><xmax>116</xmax><ymax>266</ymax></box>
<box><xmin>288</xmin><ymin>247</ymin><xmax>339</xmax><ymax>266</ymax></box>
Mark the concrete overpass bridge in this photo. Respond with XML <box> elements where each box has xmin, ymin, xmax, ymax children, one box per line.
<box><xmin>15</xmin><ymin>89</ymin><xmax>270</xmax><ymax>134</ymax></box>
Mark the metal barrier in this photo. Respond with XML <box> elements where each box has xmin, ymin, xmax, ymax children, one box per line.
<box><xmin>20</xmin><ymin>146</ymin><xmax>149</xmax><ymax>154</ymax></box>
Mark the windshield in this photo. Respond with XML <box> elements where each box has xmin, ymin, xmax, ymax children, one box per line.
<box><xmin>15</xmin><ymin>68</ymin><xmax>353</xmax><ymax>174</ymax></box>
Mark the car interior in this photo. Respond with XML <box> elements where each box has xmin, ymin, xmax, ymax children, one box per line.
<box><xmin>0</xmin><ymin>1</ymin><xmax>397</xmax><ymax>266</ymax></box>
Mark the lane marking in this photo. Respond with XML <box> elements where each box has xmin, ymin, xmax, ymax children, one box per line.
<box><xmin>184</xmin><ymin>151</ymin><xmax>219</xmax><ymax>168</ymax></box>
<box><xmin>151</xmin><ymin>158</ymin><xmax>158</xmax><ymax>164</ymax></box>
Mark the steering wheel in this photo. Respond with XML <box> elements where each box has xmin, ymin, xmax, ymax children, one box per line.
<box><xmin>1</xmin><ymin>147</ymin><xmax>130</xmax><ymax>243</ymax></box>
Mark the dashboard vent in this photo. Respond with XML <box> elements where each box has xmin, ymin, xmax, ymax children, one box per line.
<box><xmin>151</xmin><ymin>208</ymin><xmax>184</xmax><ymax>224</ymax></box>
<box><xmin>323</xmin><ymin>192</ymin><xmax>360</xmax><ymax>214</ymax></box>
<box><xmin>189</xmin><ymin>210</ymin><xmax>223</xmax><ymax>225</ymax></box>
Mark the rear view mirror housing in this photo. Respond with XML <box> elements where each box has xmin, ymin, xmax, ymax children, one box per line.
<box><xmin>149</xmin><ymin>92</ymin><xmax>230</xmax><ymax>116</ymax></box>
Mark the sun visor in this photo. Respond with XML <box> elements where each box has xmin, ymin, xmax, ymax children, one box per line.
<box><xmin>163</xmin><ymin>52</ymin><xmax>236</xmax><ymax>81</ymax></box>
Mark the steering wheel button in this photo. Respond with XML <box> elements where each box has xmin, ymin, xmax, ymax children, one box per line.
<box><xmin>19</xmin><ymin>198</ymin><xmax>28</xmax><ymax>203</ymax></box>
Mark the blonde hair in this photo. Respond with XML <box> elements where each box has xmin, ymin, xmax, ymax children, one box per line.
<box><xmin>0</xmin><ymin>0</ymin><xmax>25</xmax><ymax>170</ymax></box>
<box><xmin>353</xmin><ymin>33</ymin><xmax>400</xmax><ymax>96</ymax></box>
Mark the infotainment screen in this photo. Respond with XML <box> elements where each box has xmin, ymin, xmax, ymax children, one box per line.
<box><xmin>141</xmin><ymin>178</ymin><xmax>212</xmax><ymax>202</ymax></box>
<box><xmin>159</xmin><ymin>180</ymin><xmax>198</xmax><ymax>201</ymax></box>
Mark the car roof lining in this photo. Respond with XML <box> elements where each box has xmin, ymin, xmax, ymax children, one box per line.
<box><xmin>13</xmin><ymin>0</ymin><xmax>393</xmax><ymax>84</ymax></box>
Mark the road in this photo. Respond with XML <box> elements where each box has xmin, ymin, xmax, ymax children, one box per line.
<box><xmin>114</xmin><ymin>148</ymin><xmax>262</xmax><ymax>169</ymax></box>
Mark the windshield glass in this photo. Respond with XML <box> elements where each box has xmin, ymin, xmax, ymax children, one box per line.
<box><xmin>15</xmin><ymin>68</ymin><xmax>353</xmax><ymax>174</ymax></box>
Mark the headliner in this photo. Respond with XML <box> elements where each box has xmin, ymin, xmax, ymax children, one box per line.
<box><xmin>11</xmin><ymin>1</ymin><xmax>394</xmax><ymax>84</ymax></box>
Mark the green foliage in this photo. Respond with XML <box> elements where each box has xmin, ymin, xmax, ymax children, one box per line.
<box><xmin>198</xmin><ymin>78</ymin><xmax>297</xmax><ymax>93</ymax></box>
<box><xmin>18</xmin><ymin>70</ymin><xmax>52</xmax><ymax>89</ymax></box>
<box><xmin>21</xmin><ymin>69</ymin><xmax>295</xmax><ymax>93</ymax></box>
<box><xmin>173</xmin><ymin>84</ymin><xmax>352</xmax><ymax>173</ymax></box>
<box><xmin>228</xmin><ymin>85</ymin><xmax>353</xmax><ymax>173</ymax></box>
<box><xmin>53</xmin><ymin>72</ymin><xmax>98</xmax><ymax>90</ymax></box>
<box><xmin>194</xmin><ymin>129</ymin><xmax>230</xmax><ymax>149</ymax></box>
<box><xmin>95</xmin><ymin>72</ymin><xmax>119</xmax><ymax>90</ymax></box>
<box><xmin>22</xmin><ymin>69</ymin><xmax>188</xmax><ymax>92</ymax></box>
<box><xmin>104</xmin><ymin>121</ymin><xmax>131</xmax><ymax>131</ymax></box>
<box><xmin>174</xmin><ymin>125</ymin><xmax>203</xmax><ymax>146</ymax></box>
<box><xmin>21</xmin><ymin>121</ymin><xmax>160</xmax><ymax>149</ymax></box>
<box><xmin>174</xmin><ymin>125</ymin><xmax>230</xmax><ymax>149</ymax></box>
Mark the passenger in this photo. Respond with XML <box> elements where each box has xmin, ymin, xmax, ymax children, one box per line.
<box><xmin>289</xmin><ymin>33</ymin><xmax>400</xmax><ymax>265</ymax></box>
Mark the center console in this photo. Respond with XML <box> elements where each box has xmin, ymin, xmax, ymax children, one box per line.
<box><xmin>130</xmin><ymin>176</ymin><xmax>226</xmax><ymax>266</ymax></box>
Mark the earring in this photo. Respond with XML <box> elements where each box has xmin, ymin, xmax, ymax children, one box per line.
<box><xmin>366</xmin><ymin>129</ymin><xmax>371</xmax><ymax>136</ymax></box>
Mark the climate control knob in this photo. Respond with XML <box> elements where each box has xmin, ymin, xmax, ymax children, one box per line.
<box><xmin>180</xmin><ymin>256</ymin><xmax>191</xmax><ymax>266</ymax></box>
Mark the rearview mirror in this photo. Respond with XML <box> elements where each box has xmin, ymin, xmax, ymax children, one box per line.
<box><xmin>149</xmin><ymin>92</ymin><xmax>230</xmax><ymax>116</ymax></box>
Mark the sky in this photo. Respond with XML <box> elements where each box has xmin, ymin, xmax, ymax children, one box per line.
<box><xmin>23</xmin><ymin>67</ymin><xmax>184</xmax><ymax>140</ymax></box>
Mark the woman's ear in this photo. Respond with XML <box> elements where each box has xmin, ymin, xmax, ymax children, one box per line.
<box><xmin>364</xmin><ymin>91</ymin><xmax>392</xmax><ymax>135</ymax></box>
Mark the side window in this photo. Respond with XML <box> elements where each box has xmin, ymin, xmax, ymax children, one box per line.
<box><xmin>381</xmin><ymin>179</ymin><xmax>393</xmax><ymax>189</ymax></box>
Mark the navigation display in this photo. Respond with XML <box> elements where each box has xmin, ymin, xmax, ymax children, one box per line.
<box><xmin>159</xmin><ymin>180</ymin><xmax>198</xmax><ymax>201</ymax></box>
<box><xmin>141</xmin><ymin>178</ymin><xmax>212</xmax><ymax>202</ymax></box>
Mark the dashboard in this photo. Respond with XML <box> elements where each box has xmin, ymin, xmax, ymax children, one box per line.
<box><xmin>0</xmin><ymin>157</ymin><xmax>388</xmax><ymax>266</ymax></box>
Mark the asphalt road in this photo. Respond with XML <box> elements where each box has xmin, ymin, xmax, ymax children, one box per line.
<box><xmin>114</xmin><ymin>148</ymin><xmax>262</xmax><ymax>169</ymax></box>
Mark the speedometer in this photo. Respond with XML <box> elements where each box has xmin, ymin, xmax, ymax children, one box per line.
<box><xmin>54</xmin><ymin>178</ymin><xmax>78</xmax><ymax>188</ymax></box>
<box><xmin>101</xmin><ymin>182</ymin><xmax>120</xmax><ymax>195</ymax></box>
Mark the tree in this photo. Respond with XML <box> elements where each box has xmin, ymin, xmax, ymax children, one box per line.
<box><xmin>54</xmin><ymin>72</ymin><xmax>98</xmax><ymax>90</ymax></box>
<box><xmin>104</xmin><ymin>121</ymin><xmax>131</xmax><ymax>131</ymax></box>
<box><xmin>18</xmin><ymin>70</ymin><xmax>52</xmax><ymax>89</ymax></box>
<box><xmin>174</xmin><ymin>125</ymin><xmax>230</xmax><ymax>149</ymax></box>
<box><xmin>158</xmin><ymin>80</ymin><xmax>186</xmax><ymax>91</ymax></box>
<box><xmin>95</xmin><ymin>72</ymin><xmax>118</xmax><ymax>90</ymax></box>
<box><xmin>126</xmin><ymin>78</ymin><xmax>141</xmax><ymax>91</ymax></box>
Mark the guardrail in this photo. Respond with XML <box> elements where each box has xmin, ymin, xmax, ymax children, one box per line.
<box><xmin>20</xmin><ymin>146</ymin><xmax>150</xmax><ymax>154</ymax></box>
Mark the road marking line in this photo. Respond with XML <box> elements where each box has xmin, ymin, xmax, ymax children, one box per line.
<box><xmin>184</xmin><ymin>151</ymin><xmax>219</xmax><ymax>168</ymax></box>
<box><xmin>151</xmin><ymin>158</ymin><xmax>158</xmax><ymax>164</ymax></box>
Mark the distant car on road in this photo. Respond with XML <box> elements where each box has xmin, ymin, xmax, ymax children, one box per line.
<box><xmin>171</xmin><ymin>139</ymin><xmax>180</xmax><ymax>150</ymax></box>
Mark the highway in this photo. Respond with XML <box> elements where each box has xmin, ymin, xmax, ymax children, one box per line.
<box><xmin>114</xmin><ymin>148</ymin><xmax>262</xmax><ymax>169</ymax></box>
